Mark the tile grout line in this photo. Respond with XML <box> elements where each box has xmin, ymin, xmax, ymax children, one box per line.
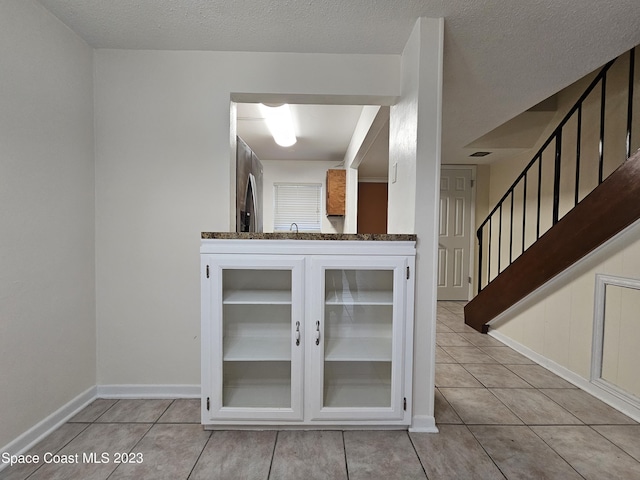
<box><xmin>105</xmin><ymin>399</ymin><xmax>174</xmax><ymax>480</ymax></box>
<box><xmin>434</xmin><ymin>386</ymin><xmax>463</xmax><ymax>425</ymax></box>
<box><xmin>525</xmin><ymin>425</ymin><xmax>588</xmax><ymax>479</ymax></box>
<box><xmin>21</xmin><ymin>399</ymin><xmax>125</xmax><ymax>480</ymax></box>
<box><xmin>104</xmin><ymin>423</ymin><xmax>153</xmax><ymax>480</ymax></box>
<box><xmin>501</xmin><ymin>363</ymin><xmax>556</xmax><ymax>389</ymax></box>
<box><xmin>473</xmin><ymin>360</ymin><xmax>541</xmax><ymax>426</ymax></box>
<box><xmin>485</xmin><ymin>386</ymin><xmax>582</xmax><ymax>426</ymax></box>
<box><xmin>20</xmin><ymin>423</ymin><xmax>93</xmax><ymax>480</ymax></box>
<box><xmin>586</xmin><ymin>425</ymin><xmax>640</xmax><ymax>465</ymax></box>
<box><xmin>266</xmin><ymin>430</ymin><xmax>279</xmax><ymax>480</ymax></box>
<box><xmin>92</xmin><ymin>398</ymin><xmax>121</xmax><ymax>423</ymax></box>
<box><xmin>533</xmin><ymin>389</ymin><xmax>586</xmax><ymax>424</ymax></box>
<box><xmin>502</xmin><ymin>364</ymin><xmax>579</xmax><ymax>389</ymax></box>
<box><xmin>341</xmin><ymin>431</ymin><xmax>350</xmax><ymax>480</ymax></box>
<box><xmin>16</xmin><ymin>400</ymin><xmax>117</xmax><ymax>480</ymax></box>
<box><xmin>185</xmin><ymin>429</ymin><xmax>214</xmax><ymax>480</ymax></box>
<box><xmin>464</xmin><ymin>425</ymin><xmax>510</xmax><ymax>480</ymax></box>
<box><xmin>155</xmin><ymin>399</ymin><xmax>175</xmax><ymax>425</ymax></box>
<box><xmin>440</xmin><ymin>314</ymin><xmax>527</xmax><ymax>426</ymax></box>
<box><xmin>457</xmin><ymin>362</ymin><xmax>536</xmax><ymax>389</ymax></box>
<box><xmin>405</xmin><ymin>431</ymin><xmax>429</xmax><ymax>479</ymax></box>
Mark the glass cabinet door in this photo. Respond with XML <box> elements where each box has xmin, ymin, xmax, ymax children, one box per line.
<box><xmin>206</xmin><ymin>257</ymin><xmax>304</xmax><ymax>421</ymax></box>
<box><xmin>309</xmin><ymin>257</ymin><xmax>407</xmax><ymax>421</ymax></box>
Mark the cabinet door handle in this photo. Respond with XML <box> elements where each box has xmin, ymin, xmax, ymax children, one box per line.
<box><xmin>295</xmin><ymin>321</ymin><xmax>300</xmax><ymax>346</ymax></box>
<box><xmin>315</xmin><ymin>320</ymin><xmax>321</xmax><ymax>346</ymax></box>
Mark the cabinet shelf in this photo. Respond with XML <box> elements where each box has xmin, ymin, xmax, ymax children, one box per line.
<box><xmin>325</xmin><ymin>290</ymin><xmax>393</xmax><ymax>305</ymax></box>
<box><xmin>223</xmin><ymin>289</ymin><xmax>292</xmax><ymax>305</ymax></box>
<box><xmin>224</xmin><ymin>336</ymin><xmax>291</xmax><ymax>361</ymax></box>
<box><xmin>324</xmin><ymin>337</ymin><xmax>392</xmax><ymax>361</ymax></box>
<box><xmin>223</xmin><ymin>384</ymin><xmax>291</xmax><ymax>408</ymax></box>
<box><xmin>223</xmin><ymin>361</ymin><xmax>292</xmax><ymax>409</ymax></box>
<box><xmin>324</xmin><ymin>382</ymin><xmax>391</xmax><ymax>408</ymax></box>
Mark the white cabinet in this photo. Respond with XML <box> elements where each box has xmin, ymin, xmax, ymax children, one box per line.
<box><xmin>202</xmin><ymin>256</ymin><xmax>304</xmax><ymax>422</ymax></box>
<box><xmin>308</xmin><ymin>256</ymin><xmax>410</xmax><ymax>423</ymax></box>
<box><xmin>201</xmin><ymin>238</ymin><xmax>415</xmax><ymax>427</ymax></box>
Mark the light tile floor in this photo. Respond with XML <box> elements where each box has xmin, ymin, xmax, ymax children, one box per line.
<box><xmin>2</xmin><ymin>301</ymin><xmax>640</xmax><ymax>479</ymax></box>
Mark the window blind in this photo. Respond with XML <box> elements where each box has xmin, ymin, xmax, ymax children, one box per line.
<box><xmin>274</xmin><ymin>183</ymin><xmax>322</xmax><ymax>232</ymax></box>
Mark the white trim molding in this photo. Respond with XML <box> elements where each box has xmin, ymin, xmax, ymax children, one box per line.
<box><xmin>591</xmin><ymin>274</ymin><xmax>640</xmax><ymax>411</ymax></box>
<box><xmin>0</xmin><ymin>384</ymin><xmax>201</xmax><ymax>473</ymax></box>
<box><xmin>490</xmin><ymin>330</ymin><xmax>640</xmax><ymax>422</ymax></box>
<box><xmin>409</xmin><ymin>415</ymin><xmax>438</xmax><ymax>433</ymax></box>
<box><xmin>0</xmin><ymin>386</ymin><xmax>96</xmax><ymax>473</ymax></box>
<box><xmin>96</xmin><ymin>384</ymin><xmax>201</xmax><ymax>399</ymax></box>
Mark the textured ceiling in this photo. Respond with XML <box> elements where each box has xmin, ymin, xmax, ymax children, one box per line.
<box><xmin>37</xmin><ymin>0</ymin><xmax>443</xmax><ymax>53</ymax></box>
<box><xmin>37</xmin><ymin>0</ymin><xmax>640</xmax><ymax>166</ymax></box>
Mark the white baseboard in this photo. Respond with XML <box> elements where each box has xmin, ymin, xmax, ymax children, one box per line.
<box><xmin>0</xmin><ymin>386</ymin><xmax>97</xmax><ymax>472</ymax></box>
<box><xmin>408</xmin><ymin>415</ymin><xmax>438</xmax><ymax>433</ymax></box>
<box><xmin>0</xmin><ymin>384</ymin><xmax>201</xmax><ymax>473</ymax></box>
<box><xmin>490</xmin><ymin>330</ymin><xmax>640</xmax><ymax>423</ymax></box>
<box><xmin>96</xmin><ymin>384</ymin><xmax>200</xmax><ymax>399</ymax></box>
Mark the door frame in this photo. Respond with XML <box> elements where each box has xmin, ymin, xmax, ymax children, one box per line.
<box><xmin>438</xmin><ymin>165</ymin><xmax>477</xmax><ymax>301</ymax></box>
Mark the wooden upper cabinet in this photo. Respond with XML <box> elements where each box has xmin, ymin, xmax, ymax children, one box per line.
<box><xmin>326</xmin><ymin>169</ymin><xmax>346</xmax><ymax>216</ymax></box>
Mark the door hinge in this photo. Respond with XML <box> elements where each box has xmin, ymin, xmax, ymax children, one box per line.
<box><xmin>403</xmin><ymin>397</ymin><xmax>407</xmax><ymax>411</ymax></box>
<box><xmin>206</xmin><ymin>397</ymin><xmax>210</xmax><ymax>411</ymax></box>
<box><xmin>468</xmin><ymin>276</ymin><xmax>472</xmax><ymax>284</ymax></box>
<box><xmin>206</xmin><ymin>265</ymin><xmax>210</xmax><ymax>278</ymax></box>
<box><xmin>406</xmin><ymin>266</ymin><xmax>410</xmax><ymax>280</ymax></box>
<box><xmin>471</xmin><ymin>179</ymin><xmax>475</xmax><ymax>188</ymax></box>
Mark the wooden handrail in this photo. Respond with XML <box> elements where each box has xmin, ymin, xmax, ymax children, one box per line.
<box><xmin>465</xmin><ymin>149</ymin><xmax>640</xmax><ymax>333</ymax></box>
<box><xmin>476</xmin><ymin>48</ymin><xmax>637</xmax><ymax>294</ymax></box>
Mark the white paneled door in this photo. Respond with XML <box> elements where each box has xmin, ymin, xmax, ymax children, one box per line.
<box><xmin>438</xmin><ymin>168</ymin><xmax>474</xmax><ymax>301</ymax></box>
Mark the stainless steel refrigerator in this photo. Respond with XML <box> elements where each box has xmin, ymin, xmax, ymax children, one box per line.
<box><xmin>236</xmin><ymin>136</ymin><xmax>263</xmax><ymax>232</ymax></box>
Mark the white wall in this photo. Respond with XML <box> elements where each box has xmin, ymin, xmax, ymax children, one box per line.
<box><xmin>0</xmin><ymin>0</ymin><xmax>95</xmax><ymax>449</ymax></box>
<box><xmin>93</xmin><ymin>49</ymin><xmax>401</xmax><ymax>386</ymax></box>
<box><xmin>492</xmin><ymin>221</ymin><xmax>640</xmax><ymax>388</ymax></box>
<box><xmin>388</xmin><ymin>37</ymin><xmax>419</xmax><ymax>234</ymax></box>
<box><xmin>388</xmin><ymin>18</ymin><xmax>444</xmax><ymax>431</ymax></box>
<box><xmin>261</xmin><ymin>160</ymin><xmax>344</xmax><ymax>233</ymax></box>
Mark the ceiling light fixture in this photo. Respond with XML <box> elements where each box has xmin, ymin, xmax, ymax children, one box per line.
<box><xmin>260</xmin><ymin>103</ymin><xmax>297</xmax><ymax>147</ymax></box>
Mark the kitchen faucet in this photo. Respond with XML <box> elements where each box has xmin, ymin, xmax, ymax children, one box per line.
<box><xmin>290</xmin><ymin>223</ymin><xmax>299</xmax><ymax>233</ymax></box>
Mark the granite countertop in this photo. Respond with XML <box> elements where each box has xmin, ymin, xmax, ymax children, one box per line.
<box><xmin>201</xmin><ymin>232</ymin><xmax>417</xmax><ymax>241</ymax></box>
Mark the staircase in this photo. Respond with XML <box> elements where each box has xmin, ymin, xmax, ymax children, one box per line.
<box><xmin>465</xmin><ymin>48</ymin><xmax>640</xmax><ymax>333</ymax></box>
